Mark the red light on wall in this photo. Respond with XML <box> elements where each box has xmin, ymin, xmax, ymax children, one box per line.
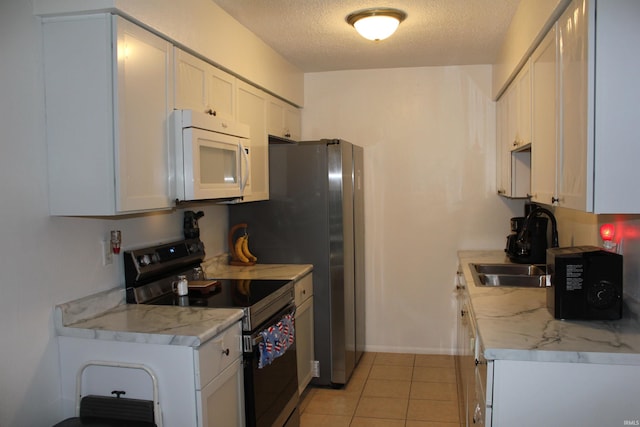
<box><xmin>600</xmin><ymin>223</ymin><xmax>615</xmax><ymax>241</ymax></box>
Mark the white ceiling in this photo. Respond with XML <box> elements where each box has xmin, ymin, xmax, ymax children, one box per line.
<box><xmin>212</xmin><ymin>0</ymin><xmax>521</xmax><ymax>72</ymax></box>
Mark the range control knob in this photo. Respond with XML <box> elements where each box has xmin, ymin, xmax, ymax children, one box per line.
<box><xmin>188</xmin><ymin>241</ymin><xmax>204</xmax><ymax>255</ymax></box>
<box><xmin>138</xmin><ymin>254</ymin><xmax>152</xmax><ymax>266</ymax></box>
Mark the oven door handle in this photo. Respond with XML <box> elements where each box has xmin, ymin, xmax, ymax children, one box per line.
<box><xmin>245</xmin><ymin>303</ymin><xmax>296</xmax><ymax>349</ymax></box>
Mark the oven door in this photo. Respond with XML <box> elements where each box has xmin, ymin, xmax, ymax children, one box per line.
<box><xmin>243</xmin><ymin>304</ymin><xmax>299</xmax><ymax>427</ymax></box>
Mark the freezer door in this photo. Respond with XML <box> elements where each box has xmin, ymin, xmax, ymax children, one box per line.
<box><xmin>353</xmin><ymin>144</ymin><xmax>365</xmax><ymax>363</ymax></box>
<box><xmin>327</xmin><ymin>141</ymin><xmax>353</xmax><ymax>385</ymax></box>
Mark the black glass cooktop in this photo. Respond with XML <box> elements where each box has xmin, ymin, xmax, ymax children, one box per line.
<box><xmin>144</xmin><ymin>279</ymin><xmax>291</xmax><ymax>308</ymax></box>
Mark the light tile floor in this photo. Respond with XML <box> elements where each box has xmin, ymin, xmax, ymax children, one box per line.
<box><xmin>299</xmin><ymin>352</ymin><xmax>461</xmax><ymax>427</ymax></box>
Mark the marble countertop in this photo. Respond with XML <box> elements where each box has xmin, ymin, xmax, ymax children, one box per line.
<box><xmin>458</xmin><ymin>250</ymin><xmax>640</xmax><ymax>365</ymax></box>
<box><xmin>55</xmin><ymin>262</ymin><xmax>312</xmax><ymax>348</ymax></box>
<box><xmin>203</xmin><ymin>259</ymin><xmax>313</xmax><ymax>281</ymax></box>
<box><xmin>55</xmin><ymin>287</ymin><xmax>243</xmax><ymax>347</ymax></box>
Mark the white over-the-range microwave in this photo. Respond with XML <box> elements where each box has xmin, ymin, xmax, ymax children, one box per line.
<box><xmin>172</xmin><ymin>109</ymin><xmax>250</xmax><ymax>202</ymax></box>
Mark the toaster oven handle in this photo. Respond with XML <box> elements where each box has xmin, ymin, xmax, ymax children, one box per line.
<box><xmin>240</xmin><ymin>143</ymin><xmax>250</xmax><ymax>191</ymax></box>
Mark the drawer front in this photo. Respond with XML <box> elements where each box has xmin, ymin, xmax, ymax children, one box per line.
<box><xmin>195</xmin><ymin>321</ymin><xmax>242</xmax><ymax>389</ymax></box>
<box><xmin>295</xmin><ymin>273</ymin><xmax>313</xmax><ymax>306</ymax></box>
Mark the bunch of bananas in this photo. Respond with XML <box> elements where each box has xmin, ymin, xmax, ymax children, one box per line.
<box><xmin>234</xmin><ymin>234</ymin><xmax>257</xmax><ymax>264</ymax></box>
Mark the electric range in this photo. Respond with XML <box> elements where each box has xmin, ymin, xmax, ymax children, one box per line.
<box><xmin>123</xmin><ymin>238</ymin><xmax>300</xmax><ymax>426</ymax></box>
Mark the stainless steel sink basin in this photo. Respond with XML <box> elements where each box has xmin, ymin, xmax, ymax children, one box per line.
<box><xmin>469</xmin><ymin>263</ymin><xmax>548</xmax><ymax>287</ymax></box>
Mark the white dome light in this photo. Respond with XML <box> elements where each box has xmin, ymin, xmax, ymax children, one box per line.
<box><xmin>346</xmin><ymin>8</ymin><xmax>407</xmax><ymax>41</ymax></box>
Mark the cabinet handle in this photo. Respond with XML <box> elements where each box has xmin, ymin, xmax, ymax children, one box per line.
<box><xmin>222</xmin><ymin>348</ymin><xmax>230</xmax><ymax>356</ymax></box>
<box><xmin>497</xmin><ymin>189</ymin><xmax>505</xmax><ymax>195</ymax></box>
<box><xmin>461</xmin><ymin>309</ymin><xmax>467</xmax><ymax>317</ymax></box>
<box><xmin>551</xmin><ymin>197</ymin><xmax>559</xmax><ymax>204</ymax></box>
<box><xmin>475</xmin><ymin>358</ymin><xmax>487</xmax><ymax>366</ymax></box>
<box><xmin>205</xmin><ymin>108</ymin><xmax>217</xmax><ymax>116</ymax></box>
<box><xmin>284</xmin><ymin>132</ymin><xmax>291</xmax><ymax>138</ymax></box>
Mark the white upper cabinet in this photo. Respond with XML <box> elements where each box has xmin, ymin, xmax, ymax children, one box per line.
<box><xmin>235</xmin><ymin>81</ymin><xmax>270</xmax><ymax>202</ymax></box>
<box><xmin>175</xmin><ymin>49</ymin><xmax>236</xmax><ymax>122</ymax></box>
<box><xmin>557</xmin><ymin>0</ymin><xmax>590</xmax><ymax>211</ymax></box>
<box><xmin>43</xmin><ymin>14</ymin><xmax>174</xmax><ymax>215</ymax></box>
<box><xmin>509</xmin><ymin>62</ymin><xmax>532</xmax><ymax>151</ymax></box>
<box><xmin>267</xmin><ymin>96</ymin><xmax>301</xmax><ymax>141</ymax></box>
<box><xmin>496</xmin><ymin>66</ymin><xmax>531</xmax><ymax>199</ymax></box>
<box><xmin>530</xmin><ymin>24</ymin><xmax>558</xmax><ymax>206</ymax></box>
<box><xmin>558</xmin><ymin>0</ymin><xmax>640</xmax><ymax>213</ymax></box>
<box><xmin>496</xmin><ymin>95</ymin><xmax>509</xmax><ymax>196</ymax></box>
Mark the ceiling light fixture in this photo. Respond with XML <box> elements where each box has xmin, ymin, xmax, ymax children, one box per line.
<box><xmin>346</xmin><ymin>8</ymin><xmax>407</xmax><ymax>41</ymax></box>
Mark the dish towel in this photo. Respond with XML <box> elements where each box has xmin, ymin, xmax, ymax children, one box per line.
<box><xmin>258</xmin><ymin>312</ymin><xmax>295</xmax><ymax>369</ymax></box>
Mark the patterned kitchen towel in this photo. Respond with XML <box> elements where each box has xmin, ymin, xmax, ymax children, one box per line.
<box><xmin>258</xmin><ymin>312</ymin><xmax>295</xmax><ymax>369</ymax></box>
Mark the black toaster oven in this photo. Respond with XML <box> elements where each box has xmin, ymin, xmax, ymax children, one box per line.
<box><xmin>546</xmin><ymin>246</ymin><xmax>623</xmax><ymax>320</ymax></box>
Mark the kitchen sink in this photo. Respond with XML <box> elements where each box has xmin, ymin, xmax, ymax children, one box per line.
<box><xmin>469</xmin><ymin>263</ymin><xmax>548</xmax><ymax>287</ymax></box>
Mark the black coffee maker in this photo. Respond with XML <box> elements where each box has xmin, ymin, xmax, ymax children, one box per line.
<box><xmin>505</xmin><ymin>204</ymin><xmax>559</xmax><ymax>264</ymax></box>
<box><xmin>183</xmin><ymin>210</ymin><xmax>204</xmax><ymax>239</ymax></box>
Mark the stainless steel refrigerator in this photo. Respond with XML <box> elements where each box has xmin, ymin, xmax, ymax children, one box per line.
<box><xmin>229</xmin><ymin>139</ymin><xmax>365</xmax><ymax>386</ymax></box>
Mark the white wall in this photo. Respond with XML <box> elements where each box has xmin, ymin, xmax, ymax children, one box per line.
<box><xmin>0</xmin><ymin>2</ymin><xmax>228</xmax><ymax>425</ymax></box>
<box><xmin>303</xmin><ymin>67</ymin><xmax>524</xmax><ymax>354</ymax></box>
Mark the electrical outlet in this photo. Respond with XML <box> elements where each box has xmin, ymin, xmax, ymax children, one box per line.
<box><xmin>101</xmin><ymin>240</ymin><xmax>113</xmax><ymax>266</ymax></box>
<box><xmin>311</xmin><ymin>360</ymin><xmax>320</xmax><ymax>377</ymax></box>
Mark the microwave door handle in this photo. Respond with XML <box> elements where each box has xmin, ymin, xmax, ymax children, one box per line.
<box><xmin>240</xmin><ymin>143</ymin><xmax>250</xmax><ymax>191</ymax></box>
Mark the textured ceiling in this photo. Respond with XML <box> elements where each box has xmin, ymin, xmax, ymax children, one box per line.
<box><xmin>212</xmin><ymin>0</ymin><xmax>521</xmax><ymax>72</ymax></box>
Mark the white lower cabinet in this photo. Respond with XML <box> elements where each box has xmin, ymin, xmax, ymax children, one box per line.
<box><xmin>456</xmin><ymin>272</ymin><xmax>488</xmax><ymax>426</ymax></box>
<box><xmin>458</xmin><ymin>274</ymin><xmax>640</xmax><ymax>426</ymax></box>
<box><xmin>294</xmin><ymin>273</ymin><xmax>314</xmax><ymax>395</ymax></box>
<box><xmin>491</xmin><ymin>360</ymin><xmax>640</xmax><ymax>427</ymax></box>
<box><xmin>58</xmin><ymin>321</ymin><xmax>243</xmax><ymax>427</ymax></box>
<box><xmin>197</xmin><ymin>359</ymin><xmax>244</xmax><ymax>427</ymax></box>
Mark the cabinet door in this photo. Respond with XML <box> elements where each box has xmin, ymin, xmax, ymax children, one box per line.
<box><xmin>295</xmin><ymin>274</ymin><xmax>314</xmax><ymax>394</ymax></box>
<box><xmin>492</xmin><ymin>360</ymin><xmax>640</xmax><ymax>427</ymax></box>
<box><xmin>206</xmin><ymin>66</ymin><xmax>236</xmax><ymax>122</ymax></box>
<box><xmin>175</xmin><ymin>49</ymin><xmax>208</xmax><ymax>113</ymax></box>
<box><xmin>267</xmin><ymin>97</ymin><xmax>285</xmax><ymax>137</ymax></box>
<box><xmin>514</xmin><ymin>62</ymin><xmax>532</xmax><ymax>150</ymax></box>
<box><xmin>558</xmin><ymin>0</ymin><xmax>589</xmax><ymax>211</ymax></box>
<box><xmin>197</xmin><ymin>358</ymin><xmax>244</xmax><ymax>427</ymax></box>
<box><xmin>43</xmin><ymin>14</ymin><xmax>173</xmax><ymax>215</ymax></box>
<box><xmin>114</xmin><ymin>17</ymin><xmax>173</xmax><ymax>212</ymax></box>
<box><xmin>283</xmin><ymin>104</ymin><xmax>302</xmax><ymax>141</ymax></box>
<box><xmin>530</xmin><ymin>24</ymin><xmax>558</xmax><ymax>206</ymax></box>
<box><xmin>267</xmin><ymin>96</ymin><xmax>301</xmax><ymax>140</ymax></box>
<box><xmin>295</xmin><ymin>295</ymin><xmax>314</xmax><ymax>395</ymax></box>
<box><xmin>175</xmin><ymin>49</ymin><xmax>236</xmax><ymax>122</ymax></box>
<box><xmin>496</xmin><ymin>94</ymin><xmax>510</xmax><ymax>196</ymax></box>
<box><xmin>236</xmin><ymin>81</ymin><xmax>269</xmax><ymax>202</ymax></box>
